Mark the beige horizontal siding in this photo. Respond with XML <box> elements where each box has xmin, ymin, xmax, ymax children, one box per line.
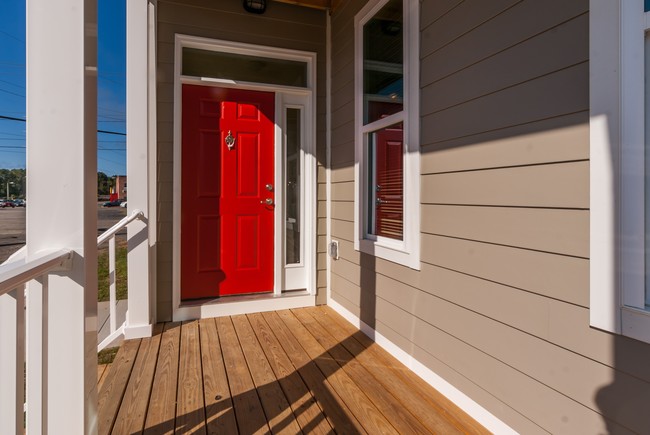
<box><xmin>421</xmin><ymin>233</ymin><xmax>588</xmax><ymax>306</ymax></box>
<box><xmin>421</xmin><ymin>62</ymin><xmax>588</xmax><ymax>144</ymax></box>
<box><xmin>421</xmin><ymin>0</ymin><xmax>519</xmax><ymax>57</ymax></box>
<box><xmin>421</xmin><ymin>13</ymin><xmax>588</xmax><ymax>116</ymax></box>
<box><xmin>421</xmin><ymin>161</ymin><xmax>589</xmax><ymax>208</ymax></box>
<box><xmin>421</xmin><ymin>114</ymin><xmax>589</xmax><ymax>174</ymax></box>
<box><xmin>421</xmin><ymin>0</ymin><xmax>588</xmax><ymax>84</ymax></box>
<box><xmin>323</xmin><ymin>0</ymin><xmax>650</xmax><ymax>433</ymax></box>
<box><xmin>420</xmin><ymin>0</ymin><xmax>463</xmax><ymax>29</ymax></box>
<box><xmin>422</xmin><ymin>204</ymin><xmax>589</xmax><ymax>257</ymax></box>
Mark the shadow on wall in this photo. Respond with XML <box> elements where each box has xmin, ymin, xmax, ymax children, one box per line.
<box><xmin>595</xmin><ymin>335</ymin><xmax>650</xmax><ymax>432</ymax></box>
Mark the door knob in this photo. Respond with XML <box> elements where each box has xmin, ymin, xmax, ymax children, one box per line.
<box><xmin>261</xmin><ymin>198</ymin><xmax>274</xmax><ymax>205</ymax></box>
<box><xmin>266</xmin><ymin>184</ymin><xmax>274</xmax><ymax>191</ymax></box>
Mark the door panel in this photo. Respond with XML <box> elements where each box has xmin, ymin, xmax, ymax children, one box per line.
<box><xmin>181</xmin><ymin>84</ymin><xmax>275</xmax><ymax>299</ymax></box>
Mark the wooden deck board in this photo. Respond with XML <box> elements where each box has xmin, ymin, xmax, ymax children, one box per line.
<box><xmin>98</xmin><ymin>338</ymin><xmax>141</xmax><ymax>435</ymax></box>
<box><xmin>292</xmin><ymin>308</ymin><xmax>435</xmax><ymax>435</ymax></box>
<box><xmin>198</xmin><ymin>318</ymin><xmax>239</xmax><ymax>434</ymax></box>
<box><xmin>248</xmin><ymin>313</ymin><xmax>333</xmax><ymax>435</ymax></box>
<box><xmin>97</xmin><ymin>364</ymin><xmax>109</xmax><ymax>391</ymax></box>
<box><xmin>316</xmin><ymin>306</ymin><xmax>491</xmax><ymax>435</ymax></box>
<box><xmin>176</xmin><ymin>320</ymin><xmax>207</xmax><ymax>434</ymax></box>
<box><xmin>262</xmin><ymin>311</ymin><xmax>365</xmax><ymax>434</ymax></box>
<box><xmin>144</xmin><ymin>322</ymin><xmax>181</xmax><ymax>435</ymax></box>
<box><xmin>275</xmin><ymin>309</ymin><xmax>399</xmax><ymax>435</ymax></box>
<box><xmin>113</xmin><ymin>323</ymin><xmax>163</xmax><ymax>434</ymax></box>
<box><xmin>217</xmin><ymin>316</ymin><xmax>271</xmax><ymax>435</ymax></box>
<box><xmin>232</xmin><ymin>314</ymin><xmax>303</xmax><ymax>435</ymax></box>
<box><xmin>99</xmin><ymin>307</ymin><xmax>487</xmax><ymax>435</ymax></box>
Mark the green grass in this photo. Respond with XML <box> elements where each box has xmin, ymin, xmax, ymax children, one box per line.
<box><xmin>97</xmin><ymin>239</ymin><xmax>128</xmax><ymax>302</ymax></box>
<box><xmin>98</xmin><ymin>347</ymin><xmax>120</xmax><ymax>365</ymax></box>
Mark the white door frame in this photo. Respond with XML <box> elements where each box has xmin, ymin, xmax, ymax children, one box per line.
<box><xmin>172</xmin><ymin>34</ymin><xmax>317</xmax><ymax>321</ymax></box>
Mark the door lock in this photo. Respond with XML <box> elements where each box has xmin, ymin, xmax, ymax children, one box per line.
<box><xmin>261</xmin><ymin>198</ymin><xmax>274</xmax><ymax>205</ymax></box>
<box><xmin>265</xmin><ymin>184</ymin><xmax>274</xmax><ymax>191</ymax></box>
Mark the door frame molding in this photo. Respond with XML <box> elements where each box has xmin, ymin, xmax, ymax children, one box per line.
<box><xmin>171</xmin><ymin>34</ymin><xmax>317</xmax><ymax>321</ymax></box>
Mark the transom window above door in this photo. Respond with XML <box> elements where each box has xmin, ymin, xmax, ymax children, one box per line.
<box><xmin>182</xmin><ymin>47</ymin><xmax>309</xmax><ymax>88</ymax></box>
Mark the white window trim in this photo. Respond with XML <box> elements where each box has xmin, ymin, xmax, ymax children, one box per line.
<box><xmin>590</xmin><ymin>0</ymin><xmax>650</xmax><ymax>343</ymax></box>
<box><xmin>354</xmin><ymin>0</ymin><xmax>420</xmax><ymax>270</ymax></box>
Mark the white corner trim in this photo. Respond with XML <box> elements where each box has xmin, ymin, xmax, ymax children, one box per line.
<box><xmin>328</xmin><ymin>299</ymin><xmax>517</xmax><ymax>435</ymax></box>
<box><xmin>590</xmin><ymin>0</ymin><xmax>650</xmax><ymax>343</ymax></box>
<box><xmin>326</xmin><ymin>11</ymin><xmax>333</xmax><ymax>303</ymax></box>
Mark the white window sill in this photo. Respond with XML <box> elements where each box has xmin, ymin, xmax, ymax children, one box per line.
<box><xmin>622</xmin><ymin>306</ymin><xmax>650</xmax><ymax>344</ymax></box>
<box><xmin>356</xmin><ymin>237</ymin><xmax>420</xmax><ymax>270</ymax></box>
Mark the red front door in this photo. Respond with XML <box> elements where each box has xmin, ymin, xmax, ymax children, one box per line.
<box><xmin>181</xmin><ymin>84</ymin><xmax>275</xmax><ymax>299</ymax></box>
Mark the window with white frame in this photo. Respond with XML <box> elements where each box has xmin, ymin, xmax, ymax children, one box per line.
<box><xmin>354</xmin><ymin>0</ymin><xmax>420</xmax><ymax>269</ymax></box>
<box><xmin>590</xmin><ymin>0</ymin><xmax>650</xmax><ymax>343</ymax></box>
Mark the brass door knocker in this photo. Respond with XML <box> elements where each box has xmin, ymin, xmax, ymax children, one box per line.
<box><xmin>225</xmin><ymin>130</ymin><xmax>235</xmax><ymax>150</ymax></box>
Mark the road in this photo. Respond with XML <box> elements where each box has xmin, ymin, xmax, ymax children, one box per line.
<box><xmin>0</xmin><ymin>204</ymin><xmax>128</xmax><ymax>263</ymax></box>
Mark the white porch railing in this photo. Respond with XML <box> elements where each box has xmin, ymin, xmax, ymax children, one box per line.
<box><xmin>97</xmin><ymin>209</ymin><xmax>145</xmax><ymax>351</ymax></box>
<box><xmin>0</xmin><ymin>249</ymin><xmax>73</xmax><ymax>435</ymax></box>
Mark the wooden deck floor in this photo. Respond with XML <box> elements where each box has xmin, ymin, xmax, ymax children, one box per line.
<box><xmin>97</xmin><ymin>306</ymin><xmax>489</xmax><ymax>434</ymax></box>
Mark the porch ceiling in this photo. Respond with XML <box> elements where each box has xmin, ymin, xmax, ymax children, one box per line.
<box><xmin>273</xmin><ymin>0</ymin><xmax>343</xmax><ymax>12</ymax></box>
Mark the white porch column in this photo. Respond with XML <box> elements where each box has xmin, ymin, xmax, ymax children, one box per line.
<box><xmin>26</xmin><ymin>0</ymin><xmax>98</xmax><ymax>433</ymax></box>
<box><xmin>125</xmin><ymin>0</ymin><xmax>156</xmax><ymax>338</ymax></box>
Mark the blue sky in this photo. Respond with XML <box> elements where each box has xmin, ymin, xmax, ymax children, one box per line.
<box><xmin>0</xmin><ymin>0</ymin><xmax>127</xmax><ymax>175</ymax></box>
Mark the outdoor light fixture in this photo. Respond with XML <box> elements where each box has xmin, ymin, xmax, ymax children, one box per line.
<box><xmin>243</xmin><ymin>0</ymin><xmax>267</xmax><ymax>14</ymax></box>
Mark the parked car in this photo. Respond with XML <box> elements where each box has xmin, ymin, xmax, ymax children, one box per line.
<box><xmin>0</xmin><ymin>199</ymin><xmax>16</xmax><ymax>208</ymax></box>
<box><xmin>102</xmin><ymin>200</ymin><xmax>124</xmax><ymax>207</ymax></box>
<box><xmin>120</xmin><ymin>201</ymin><xmax>127</xmax><ymax>208</ymax></box>
<box><xmin>12</xmin><ymin>199</ymin><xmax>25</xmax><ymax>207</ymax></box>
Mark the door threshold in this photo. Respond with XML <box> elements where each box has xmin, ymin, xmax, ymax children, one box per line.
<box><xmin>173</xmin><ymin>290</ymin><xmax>315</xmax><ymax>321</ymax></box>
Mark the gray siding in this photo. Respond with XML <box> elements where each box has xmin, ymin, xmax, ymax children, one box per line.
<box><xmin>329</xmin><ymin>0</ymin><xmax>650</xmax><ymax>433</ymax></box>
<box><xmin>155</xmin><ymin>0</ymin><xmax>328</xmax><ymax>320</ymax></box>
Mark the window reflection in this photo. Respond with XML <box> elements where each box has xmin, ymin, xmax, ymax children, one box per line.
<box><xmin>286</xmin><ymin>108</ymin><xmax>301</xmax><ymax>264</ymax></box>
<box><xmin>363</xmin><ymin>0</ymin><xmax>403</xmax><ymax>124</ymax></box>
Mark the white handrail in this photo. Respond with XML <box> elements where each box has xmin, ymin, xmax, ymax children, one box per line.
<box><xmin>97</xmin><ymin>209</ymin><xmax>144</xmax><ymax>245</ymax></box>
<box><xmin>0</xmin><ymin>249</ymin><xmax>73</xmax><ymax>296</ymax></box>
<box><xmin>97</xmin><ymin>208</ymin><xmax>145</xmax><ymax>351</ymax></box>
<box><xmin>0</xmin><ymin>248</ymin><xmax>73</xmax><ymax>434</ymax></box>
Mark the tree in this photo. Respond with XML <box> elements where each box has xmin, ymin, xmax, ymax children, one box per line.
<box><xmin>0</xmin><ymin>168</ymin><xmax>26</xmax><ymax>199</ymax></box>
<box><xmin>97</xmin><ymin>171</ymin><xmax>112</xmax><ymax>195</ymax></box>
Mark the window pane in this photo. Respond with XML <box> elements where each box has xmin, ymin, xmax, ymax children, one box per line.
<box><xmin>286</xmin><ymin>108</ymin><xmax>301</xmax><ymax>264</ymax></box>
<box><xmin>368</xmin><ymin>122</ymin><xmax>403</xmax><ymax>240</ymax></box>
<box><xmin>363</xmin><ymin>0</ymin><xmax>403</xmax><ymax>124</ymax></box>
<box><xmin>645</xmin><ymin>0</ymin><xmax>650</xmax><ymax>12</ymax></box>
<box><xmin>182</xmin><ymin>47</ymin><xmax>308</xmax><ymax>88</ymax></box>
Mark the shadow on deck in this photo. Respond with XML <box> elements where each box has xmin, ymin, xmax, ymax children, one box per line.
<box><xmin>97</xmin><ymin>306</ymin><xmax>488</xmax><ymax>434</ymax></box>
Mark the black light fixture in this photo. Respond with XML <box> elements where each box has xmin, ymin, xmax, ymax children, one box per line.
<box><xmin>243</xmin><ymin>0</ymin><xmax>267</xmax><ymax>14</ymax></box>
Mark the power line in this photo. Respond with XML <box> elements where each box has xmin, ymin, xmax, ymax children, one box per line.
<box><xmin>0</xmin><ymin>115</ymin><xmax>126</xmax><ymax>136</ymax></box>
<box><xmin>0</xmin><ymin>78</ymin><xmax>25</xmax><ymax>90</ymax></box>
<box><xmin>0</xmin><ymin>88</ymin><xmax>25</xmax><ymax>98</ymax></box>
<box><xmin>98</xmin><ymin>129</ymin><xmax>126</xmax><ymax>136</ymax></box>
<box><xmin>0</xmin><ymin>30</ymin><xmax>25</xmax><ymax>44</ymax></box>
<box><xmin>0</xmin><ymin>115</ymin><xmax>26</xmax><ymax>122</ymax></box>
